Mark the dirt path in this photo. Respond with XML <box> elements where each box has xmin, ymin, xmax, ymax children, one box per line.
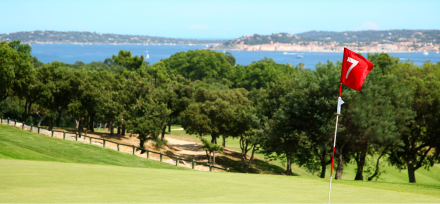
<box><xmin>165</xmin><ymin>137</ymin><xmax>206</xmax><ymax>155</ymax></box>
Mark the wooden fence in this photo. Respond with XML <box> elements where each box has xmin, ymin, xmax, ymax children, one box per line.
<box><xmin>0</xmin><ymin>117</ymin><xmax>240</xmax><ymax>173</ymax></box>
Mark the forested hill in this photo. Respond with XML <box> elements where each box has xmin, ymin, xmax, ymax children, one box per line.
<box><xmin>0</xmin><ymin>30</ymin><xmax>226</xmax><ymax>44</ymax></box>
<box><xmin>222</xmin><ymin>30</ymin><xmax>440</xmax><ymax>46</ymax></box>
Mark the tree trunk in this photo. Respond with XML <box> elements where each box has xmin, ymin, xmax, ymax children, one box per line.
<box><xmin>286</xmin><ymin>157</ymin><xmax>293</xmax><ymax>175</ymax></box>
<box><xmin>407</xmin><ymin>160</ymin><xmax>416</xmax><ymax>183</ymax></box>
<box><xmin>319</xmin><ymin>146</ymin><xmax>328</xmax><ymax>178</ymax></box>
<box><xmin>240</xmin><ymin>153</ymin><xmax>246</xmax><ymax>172</ymax></box>
<box><xmin>109</xmin><ymin>121</ymin><xmax>114</xmax><ymax>135</ymax></box>
<box><xmin>335</xmin><ymin>152</ymin><xmax>344</xmax><ymax>180</ymax></box>
<box><xmin>212</xmin><ymin>150</ymin><xmax>216</xmax><ymax>165</ymax></box>
<box><xmin>78</xmin><ymin>119</ymin><xmax>82</xmax><ymax>136</ymax></box>
<box><xmin>122</xmin><ymin>126</ymin><xmax>126</xmax><ymax>136</ymax></box>
<box><xmin>161</xmin><ymin>124</ymin><xmax>166</xmax><ymax>139</ymax></box>
<box><xmin>211</xmin><ymin>133</ymin><xmax>217</xmax><ymax>144</ymax></box>
<box><xmin>56</xmin><ymin>108</ymin><xmax>63</xmax><ymax>127</ymax></box>
<box><xmin>205</xmin><ymin>151</ymin><xmax>211</xmax><ymax>163</ymax></box>
<box><xmin>222</xmin><ymin>136</ymin><xmax>226</xmax><ymax>147</ymax></box>
<box><xmin>88</xmin><ymin>114</ymin><xmax>95</xmax><ymax>132</ymax></box>
<box><xmin>243</xmin><ymin>145</ymin><xmax>257</xmax><ymax>173</ymax></box>
<box><xmin>37</xmin><ymin>115</ymin><xmax>45</xmax><ymax>127</ymax></box>
<box><xmin>240</xmin><ymin>142</ymin><xmax>247</xmax><ymax>172</ymax></box>
<box><xmin>368</xmin><ymin>149</ymin><xmax>387</xmax><ymax>181</ymax></box>
<box><xmin>320</xmin><ymin>159</ymin><xmax>327</xmax><ymax>178</ymax></box>
<box><xmin>139</xmin><ymin>135</ymin><xmax>146</xmax><ymax>154</ymax></box>
<box><xmin>168</xmin><ymin>119</ymin><xmax>171</xmax><ymax>132</ymax></box>
<box><xmin>117</xmin><ymin>126</ymin><xmax>121</xmax><ymax>134</ymax></box>
<box><xmin>354</xmin><ymin>149</ymin><xmax>367</xmax><ymax>180</ymax></box>
<box><xmin>48</xmin><ymin>117</ymin><xmax>54</xmax><ymax>131</ymax></box>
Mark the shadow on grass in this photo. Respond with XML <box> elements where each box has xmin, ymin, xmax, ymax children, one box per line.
<box><xmin>215</xmin><ymin>151</ymin><xmax>292</xmax><ymax>175</ymax></box>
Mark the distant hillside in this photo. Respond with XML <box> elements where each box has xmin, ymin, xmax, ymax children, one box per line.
<box><xmin>0</xmin><ymin>30</ymin><xmax>226</xmax><ymax>44</ymax></box>
<box><xmin>223</xmin><ymin>30</ymin><xmax>440</xmax><ymax>47</ymax></box>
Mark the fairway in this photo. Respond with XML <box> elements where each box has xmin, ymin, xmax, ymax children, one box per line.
<box><xmin>1</xmin><ymin>159</ymin><xmax>440</xmax><ymax>203</ymax></box>
<box><xmin>1</xmin><ymin>124</ymin><xmax>440</xmax><ymax>203</ymax></box>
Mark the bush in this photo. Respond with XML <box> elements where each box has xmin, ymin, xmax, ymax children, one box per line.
<box><xmin>153</xmin><ymin>138</ymin><xmax>168</xmax><ymax>149</ymax></box>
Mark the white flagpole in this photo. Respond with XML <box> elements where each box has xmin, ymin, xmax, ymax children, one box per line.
<box><xmin>328</xmin><ymin>83</ymin><xmax>343</xmax><ymax>204</ymax></box>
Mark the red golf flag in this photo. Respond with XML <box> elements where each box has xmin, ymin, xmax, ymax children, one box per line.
<box><xmin>340</xmin><ymin>48</ymin><xmax>374</xmax><ymax>91</ymax></box>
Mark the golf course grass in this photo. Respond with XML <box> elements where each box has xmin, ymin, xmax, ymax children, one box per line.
<box><xmin>1</xmin><ymin>159</ymin><xmax>440</xmax><ymax>203</ymax></box>
<box><xmin>1</xmin><ymin>123</ymin><xmax>440</xmax><ymax>203</ymax></box>
<box><xmin>0</xmin><ymin>124</ymin><xmax>186</xmax><ymax>170</ymax></box>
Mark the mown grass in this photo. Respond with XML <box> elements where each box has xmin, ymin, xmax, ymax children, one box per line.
<box><xmin>0</xmin><ymin>124</ymin><xmax>186</xmax><ymax>170</ymax></box>
<box><xmin>1</xmin><ymin>159</ymin><xmax>439</xmax><ymax>203</ymax></box>
<box><xmin>1</xmin><ymin>123</ymin><xmax>440</xmax><ymax>203</ymax></box>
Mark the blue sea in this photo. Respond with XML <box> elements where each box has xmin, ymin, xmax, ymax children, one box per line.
<box><xmin>30</xmin><ymin>44</ymin><xmax>440</xmax><ymax>69</ymax></box>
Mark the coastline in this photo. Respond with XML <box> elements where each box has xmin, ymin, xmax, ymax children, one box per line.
<box><xmin>19</xmin><ymin>42</ymin><xmax>433</xmax><ymax>54</ymax></box>
<box><xmin>212</xmin><ymin>48</ymin><xmax>419</xmax><ymax>53</ymax></box>
<box><xmin>20</xmin><ymin>42</ymin><xmax>219</xmax><ymax>46</ymax></box>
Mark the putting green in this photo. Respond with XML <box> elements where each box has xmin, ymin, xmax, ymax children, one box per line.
<box><xmin>1</xmin><ymin>159</ymin><xmax>439</xmax><ymax>203</ymax></box>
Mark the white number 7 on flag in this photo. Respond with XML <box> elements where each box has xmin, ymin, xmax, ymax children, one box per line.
<box><xmin>346</xmin><ymin>57</ymin><xmax>359</xmax><ymax>79</ymax></box>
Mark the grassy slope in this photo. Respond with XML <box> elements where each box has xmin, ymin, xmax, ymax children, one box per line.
<box><xmin>168</xmin><ymin>127</ymin><xmax>440</xmax><ymax>183</ymax></box>
<box><xmin>1</xmin><ymin>124</ymin><xmax>440</xmax><ymax>202</ymax></box>
<box><xmin>1</xmin><ymin>159</ymin><xmax>439</xmax><ymax>203</ymax></box>
<box><xmin>0</xmin><ymin>124</ymin><xmax>186</xmax><ymax>170</ymax></box>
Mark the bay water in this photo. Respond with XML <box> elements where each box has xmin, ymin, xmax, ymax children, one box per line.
<box><xmin>30</xmin><ymin>44</ymin><xmax>440</xmax><ymax>69</ymax></box>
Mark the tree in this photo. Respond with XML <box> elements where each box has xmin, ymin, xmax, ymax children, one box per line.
<box><xmin>239</xmin><ymin>58</ymin><xmax>296</xmax><ymax>90</ymax></box>
<box><xmin>122</xmin><ymin>74</ymin><xmax>170</xmax><ymax>151</ymax></box>
<box><xmin>34</xmin><ymin>62</ymin><xmax>77</xmax><ymax>129</ymax></box>
<box><xmin>161</xmin><ymin>50</ymin><xmax>236</xmax><ymax>87</ymax></box>
<box><xmin>0</xmin><ymin>41</ymin><xmax>35</xmax><ymax>105</ymax></box>
<box><xmin>112</xmin><ymin>50</ymin><xmax>147</xmax><ymax>72</ymax></box>
<box><xmin>201</xmin><ymin>138</ymin><xmax>224</xmax><ymax>165</ymax></box>
<box><xmin>388</xmin><ymin>62</ymin><xmax>440</xmax><ymax>183</ymax></box>
<box><xmin>181</xmin><ymin>88</ymin><xmax>250</xmax><ymax>165</ymax></box>
<box><xmin>235</xmin><ymin>109</ymin><xmax>267</xmax><ymax>173</ymax></box>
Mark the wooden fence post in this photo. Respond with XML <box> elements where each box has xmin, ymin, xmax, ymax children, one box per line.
<box><xmin>22</xmin><ymin>122</ymin><xmax>24</xmax><ymax>130</ymax></box>
<box><xmin>103</xmin><ymin>139</ymin><xmax>106</xmax><ymax>148</ymax></box>
<box><xmin>14</xmin><ymin>120</ymin><xmax>16</xmax><ymax>126</ymax></box>
<box><xmin>176</xmin><ymin>156</ymin><xmax>179</xmax><ymax>166</ymax></box>
<box><xmin>51</xmin><ymin>130</ymin><xmax>54</xmax><ymax>137</ymax></box>
<box><xmin>192</xmin><ymin>159</ymin><xmax>195</xmax><ymax>169</ymax></box>
<box><xmin>89</xmin><ymin>136</ymin><xmax>92</xmax><ymax>144</ymax></box>
<box><xmin>117</xmin><ymin>143</ymin><xmax>120</xmax><ymax>151</ymax></box>
<box><xmin>160</xmin><ymin>152</ymin><xmax>163</xmax><ymax>162</ymax></box>
<box><xmin>38</xmin><ymin>127</ymin><xmax>40</xmax><ymax>134</ymax></box>
<box><xmin>147</xmin><ymin>150</ymin><xmax>149</xmax><ymax>159</ymax></box>
<box><xmin>30</xmin><ymin>125</ymin><xmax>33</xmax><ymax>132</ymax></box>
<box><xmin>7</xmin><ymin>118</ymin><xmax>9</xmax><ymax>124</ymax></box>
<box><xmin>132</xmin><ymin>145</ymin><xmax>136</xmax><ymax>155</ymax></box>
<box><xmin>75</xmin><ymin>132</ymin><xmax>78</xmax><ymax>141</ymax></box>
<box><xmin>209</xmin><ymin>165</ymin><xmax>213</xmax><ymax>172</ymax></box>
<box><xmin>227</xmin><ymin>168</ymin><xmax>230</xmax><ymax>172</ymax></box>
<box><xmin>63</xmin><ymin>131</ymin><xmax>66</xmax><ymax>140</ymax></box>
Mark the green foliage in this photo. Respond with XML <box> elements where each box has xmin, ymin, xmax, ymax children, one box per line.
<box><xmin>161</xmin><ymin>50</ymin><xmax>236</xmax><ymax>87</ymax></box>
<box><xmin>0</xmin><ymin>41</ymin><xmax>34</xmax><ymax>103</ymax></box>
<box><xmin>153</xmin><ymin>138</ymin><xmax>168</xmax><ymax>149</ymax></box>
<box><xmin>237</xmin><ymin>57</ymin><xmax>296</xmax><ymax>90</ymax></box>
<box><xmin>112</xmin><ymin>50</ymin><xmax>147</xmax><ymax>72</ymax></box>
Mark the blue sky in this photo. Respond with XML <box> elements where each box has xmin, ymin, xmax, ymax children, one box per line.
<box><xmin>1</xmin><ymin>0</ymin><xmax>438</xmax><ymax>39</ymax></box>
